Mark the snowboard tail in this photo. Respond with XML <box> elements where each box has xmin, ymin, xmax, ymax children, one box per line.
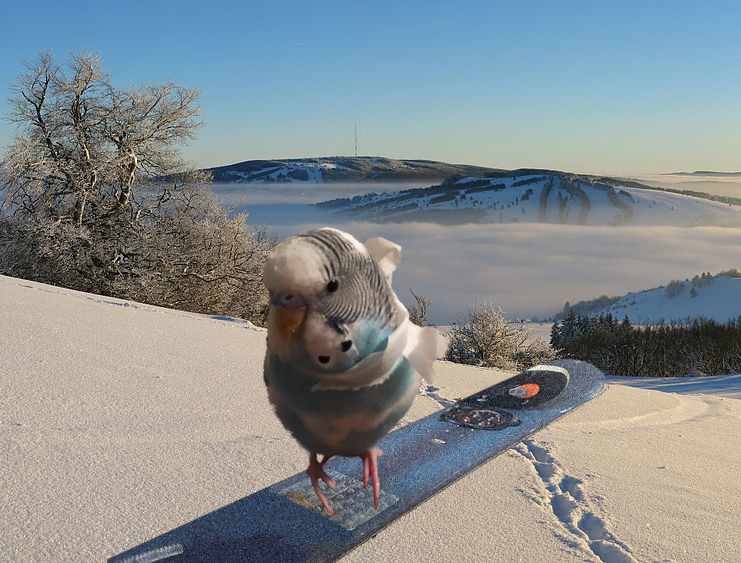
<box><xmin>111</xmin><ymin>360</ymin><xmax>605</xmax><ymax>563</ymax></box>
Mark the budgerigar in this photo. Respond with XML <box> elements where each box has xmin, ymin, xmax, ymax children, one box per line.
<box><xmin>263</xmin><ymin>227</ymin><xmax>447</xmax><ymax>514</ymax></box>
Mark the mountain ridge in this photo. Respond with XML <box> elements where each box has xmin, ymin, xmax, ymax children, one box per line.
<box><xmin>206</xmin><ymin>156</ymin><xmax>506</xmax><ymax>184</ymax></box>
<box><xmin>314</xmin><ymin>170</ymin><xmax>741</xmax><ymax>227</ymax></box>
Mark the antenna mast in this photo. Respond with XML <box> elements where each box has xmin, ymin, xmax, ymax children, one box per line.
<box><xmin>354</xmin><ymin>123</ymin><xmax>358</xmax><ymax>157</ymax></box>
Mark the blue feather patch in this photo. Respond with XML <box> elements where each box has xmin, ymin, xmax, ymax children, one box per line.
<box><xmin>350</xmin><ymin>318</ymin><xmax>393</xmax><ymax>359</ymax></box>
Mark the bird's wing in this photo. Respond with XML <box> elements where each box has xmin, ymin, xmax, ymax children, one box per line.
<box><xmin>364</xmin><ymin>236</ymin><xmax>401</xmax><ymax>284</ymax></box>
<box><xmin>404</xmin><ymin>323</ymin><xmax>449</xmax><ymax>385</ymax></box>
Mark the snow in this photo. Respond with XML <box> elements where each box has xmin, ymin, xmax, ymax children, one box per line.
<box><xmin>607</xmin><ymin>373</ymin><xmax>741</xmax><ymax>399</ymax></box>
<box><xmin>580</xmin><ymin>183</ymin><xmax>624</xmax><ymax>225</ymax></box>
<box><xmin>2</xmin><ymin>273</ymin><xmax>740</xmax><ymax>562</ymax></box>
<box><xmin>321</xmin><ymin>174</ymin><xmax>741</xmax><ymax>227</ymax></box>
<box><xmin>257</xmin><ymin>164</ymin><xmax>324</xmax><ymax>183</ymax></box>
<box><xmin>617</xmin><ymin>185</ymin><xmax>741</xmax><ymax>226</ymax></box>
<box><xmin>595</xmin><ymin>274</ymin><xmax>741</xmax><ymax>324</ymax></box>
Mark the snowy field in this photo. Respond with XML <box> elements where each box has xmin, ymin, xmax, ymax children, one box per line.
<box><xmin>2</xmin><ymin>275</ymin><xmax>739</xmax><ymax>562</ymax></box>
<box><xmin>607</xmin><ymin>373</ymin><xmax>741</xmax><ymax>400</ymax></box>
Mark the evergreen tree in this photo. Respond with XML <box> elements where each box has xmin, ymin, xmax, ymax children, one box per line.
<box><xmin>550</xmin><ymin>321</ymin><xmax>563</xmax><ymax>348</ymax></box>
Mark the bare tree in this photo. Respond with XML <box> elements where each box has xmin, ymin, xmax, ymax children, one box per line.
<box><xmin>407</xmin><ymin>288</ymin><xmax>431</xmax><ymax>326</ymax></box>
<box><xmin>2</xmin><ymin>52</ymin><xmax>201</xmax><ymax>225</ymax></box>
<box><xmin>0</xmin><ymin>52</ymin><xmax>273</xmax><ymax>323</ymax></box>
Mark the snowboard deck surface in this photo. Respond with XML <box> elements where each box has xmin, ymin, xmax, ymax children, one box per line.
<box><xmin>111</xmin><ymin>360</ymin><xmax>605</xmax><ymax>563</ymax></box>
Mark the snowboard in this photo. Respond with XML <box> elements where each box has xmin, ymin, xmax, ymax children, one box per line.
<box><xmin>111</xmin><ymin>360</ymin><xmax>605</xmax><ymax>563</ymax></box>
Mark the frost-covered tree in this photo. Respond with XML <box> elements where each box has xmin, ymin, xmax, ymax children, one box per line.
<box><xmin>558</xmin><ymin>311</ymin><xmax>579</xmax><ymax>346</ymax></box>
<box><xmin>407</xmin><ymin>288</ymin><xmax>431</xmax><ymax>326</ymax></box>
<box><xmin>2</xmin><ymin>52</ymin><xmax>203</xmax><ymax>226</ymax></box>
<box><xmin>446</xmin><ymin>302</ymin><xmax>553</xmax><ymax>369</ymax></box>
<box><xmin>0</xmin><ymin>52</ymin><xmax>273</xmax><ymax>322</ymax></box>
<box><xmin>562</xmin><ymin>301</ymin><xmax>572</xmax><ymax>317</ymax></box>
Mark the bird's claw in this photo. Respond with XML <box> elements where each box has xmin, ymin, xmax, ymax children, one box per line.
<box><xmin>306</xmin><ymin>448</ymin><xmax>383</xmax><ymax>514</ymax></box>
<box><xmin>306</xmin><ymin>453</ymin><xmax>336</xmax><ymax>515</ymax></box>
<box><xmin>358</xmin><ymin>447</ymin><xmax>383</xmax><ymax>509</ymax></box>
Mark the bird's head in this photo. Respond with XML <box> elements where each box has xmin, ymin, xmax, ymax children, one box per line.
<box><xmin>263</xmin><ymin>228</ymin><xmax>399</xmax><ymax>373</ymax></box>
<box><xmin>264</xmin><ymin>236</ymin><xmax>326</xmax><ymax>340</ymax></box>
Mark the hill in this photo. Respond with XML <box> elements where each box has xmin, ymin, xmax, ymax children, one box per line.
<box><xmin>206</xmin><ymin>156</ymin><xmax>504</xmax><ymax>184</ymax></box>
<box><xmin>555</xmin><ymin>270</ymin><xmax>741</xmax><ymax>324</ymax></box>
<box><xmin>316</xmin><ymin>170</ymin><xmax>741</xmax><ymax>226</ymax></box>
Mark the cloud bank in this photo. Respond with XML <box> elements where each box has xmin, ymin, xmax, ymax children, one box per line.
<box><xmin>261</xmin><ymin>219</ymin><xmax>741</xmax><ymax>323</ymax></box>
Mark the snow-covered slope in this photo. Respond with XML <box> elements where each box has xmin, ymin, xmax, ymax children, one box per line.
<box><xmin>582</xmin><ymin>272</ymin><xmax>741</xmax><ymax>324</ymax></box>
<box><xmin>317</xmin><ymin>172</ymin><xmax>741</xmax><ymax>226</ymax></box>
<box><xmin>3</xmin><ymin>274</ymin><xmax>740</xmax><ymax>563</ymax></box>
<box><xmin>207</xmin><ymin>156</ymin><xmax>503</xmax><ymax>184</ymax></box>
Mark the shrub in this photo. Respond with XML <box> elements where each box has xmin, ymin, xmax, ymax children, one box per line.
<box><xmin>664</xmin><ymin>279</ymin><xmax>685</xmax><ymax>298</ymax></box>
<box><xmin>446</xmin><ymin>302</ymin><xmax>554</xmax><ymax>369</ymax></box>
<box><xmin>0</xmin><ymin>184</ymin><xmax>274</xmax><ymax>322</ymax></box>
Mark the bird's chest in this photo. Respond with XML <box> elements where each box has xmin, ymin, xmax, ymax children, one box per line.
<box><xmin>266</xmin><ymin>354</ymin><xmax>419</xmax><ymax>455</ymax></box>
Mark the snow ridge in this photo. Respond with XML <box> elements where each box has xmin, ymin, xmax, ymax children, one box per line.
<box><xmin>512</xmin><ymin>439</ymin><xmax>637</xmax><ymax>563</ymax></box>
<box><xmin>591</xmin><ymin>273</ymin><xmax>741</xmax><ymax>324</ymax></box>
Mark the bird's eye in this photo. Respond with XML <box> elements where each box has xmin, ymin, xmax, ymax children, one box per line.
<box><xmin>326</xmin><ymin>280</ymin><xmax>339</xmax><ymax>293</ymax></box>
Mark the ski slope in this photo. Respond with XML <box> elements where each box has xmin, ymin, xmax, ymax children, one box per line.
<box><xmin>318</xmin><ymin>173</ymin><xmax>741</xmax><ymax>227</ymax></box>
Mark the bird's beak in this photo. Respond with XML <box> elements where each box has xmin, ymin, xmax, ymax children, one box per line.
<box><xmin>275</xmin><ymin>307</ymin><xmax>307</xmax><ymax>340</ymax></box>
<box><xmin>271</xmin><ymin>292</ymin><xmax>308</xmax><ymax>340</ymax></box>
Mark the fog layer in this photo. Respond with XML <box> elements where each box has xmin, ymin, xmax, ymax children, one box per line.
<box><xmin>212</xmin><ymin>183</ymin><xmax>741</xmax><ymax>323</ymax></box>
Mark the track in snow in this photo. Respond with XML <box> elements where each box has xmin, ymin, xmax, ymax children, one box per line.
<box><xmin>512</xmin><ymin>439</ymin><xmax>637</xmax><ymax>563</ymax></box>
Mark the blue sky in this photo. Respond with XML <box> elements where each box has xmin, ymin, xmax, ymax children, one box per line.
<box><xmin>1</xmin><ymin>0</ymin><xmax>739</xmax><ymax>174</ymax></box>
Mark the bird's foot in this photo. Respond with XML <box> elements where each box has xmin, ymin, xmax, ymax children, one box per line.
<box><xmin>357</xmin><ymin>447</ymin><xmax>383</xmax><ymax>509</ymax></box>
<box><xmin>306</xmin><ymin>453</ymin><xmax>336</xmax><ymax>515</ymax></box>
